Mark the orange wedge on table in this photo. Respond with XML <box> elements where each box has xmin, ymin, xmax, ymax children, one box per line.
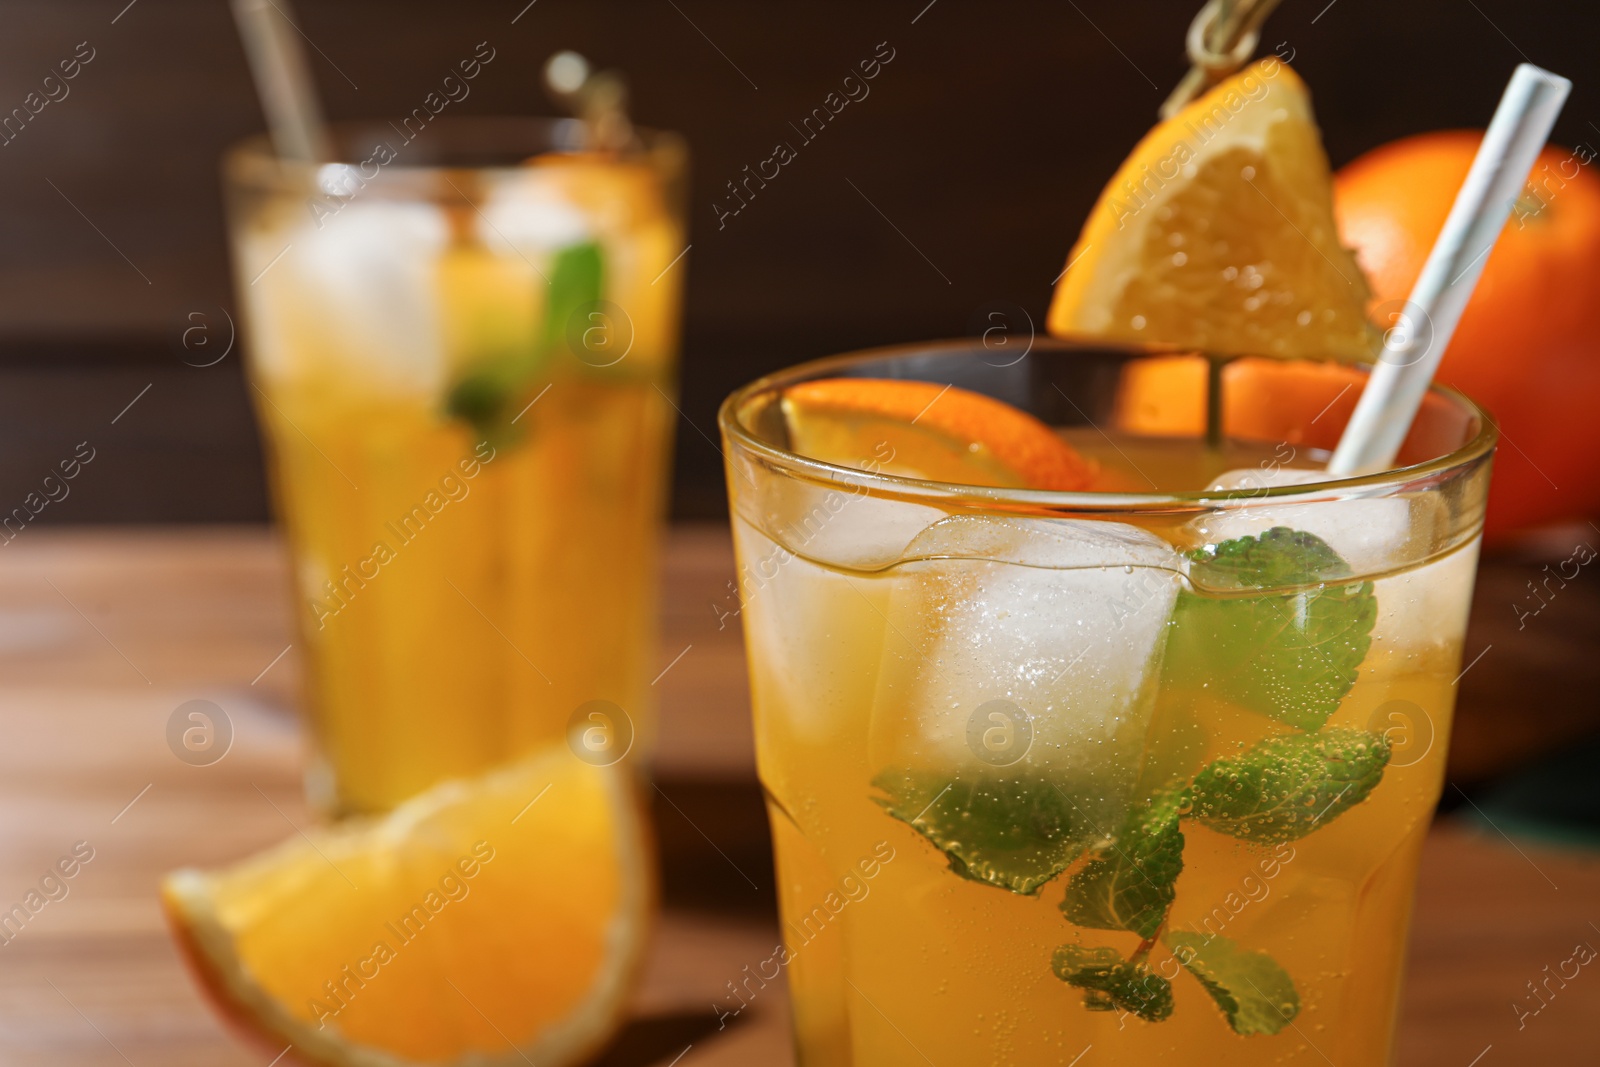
<box><xmin>781</xmin><ymin>377</ymin><xmax>1094</xmax><ymax>490</ymax></box>
<box><xmin>1048</xmin><ymin>59</ymin><xmax>1377</xmax><ymax>361</ymax></box>
<box><xmin>163</xmin><ymin>746</ymin><xmax>651</xmax><ymax>1067</ymax></box>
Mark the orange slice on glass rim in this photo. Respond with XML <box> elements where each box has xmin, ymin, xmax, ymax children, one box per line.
<box><xmin>1048</xmin><ymin>59</ymin><xmax>1377</xmax><ymax>361</ymax></box>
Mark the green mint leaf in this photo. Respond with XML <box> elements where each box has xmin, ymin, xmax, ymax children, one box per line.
<box><xmin>535</xmin><ymin>240</ymin><xmax>606</xmax><ymax>351</ymax></box>
<box><xmin>1188</xmin><ymin>525</ymin><xmax>1353</xmax><ymax>590</ymax></box>
<box><xmin>1190</xmin><ymin>728</ymin><xmax>1390</xmax><ymax>843</ymax></box>
<box><xmin>1166</xmin><ymin>932</ymin><xmax>1299</xmax><ymax>1035</ymax></box>
<box><xmin>1051</xmin><ymin>944</ymin><xmax>1174</xmax><ymax>1022</ymax></box>
<box><xmin>446</xmin><ymin>240</ymin><xmax>604</xmax><ymax>444</ymax></box>
<box><xmin>1060</xmin><ymin>786</ymin><xmax>1186</xmax><ymax>938</ymax></box>
<box><xmin>1162</xmin><ymin>527</ymin><xmax>1377</xmax><ymax>731</ymax></box>
<box><xmin>872</xmin><ymin>769</ymin><xmax>1092</xmax><ymax>895</ymax></box>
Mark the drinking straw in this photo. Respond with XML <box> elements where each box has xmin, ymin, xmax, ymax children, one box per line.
<box><xmin>1327</xmin><ymin>64</ymin><xmax>1570</xmax><ymax>475</ymax></box>
<box><xmin>229</xmin><ymin>0</ymin><xmax>331</xmax><ymax>162</ymax></box>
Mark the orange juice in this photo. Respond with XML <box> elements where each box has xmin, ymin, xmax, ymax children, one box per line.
<box><xmin>226</xmin><ymin>121</ymin><xmax>686</xmax><ymax>813</ymax></box>
<box><xmin>721</xmin><ymin>345</ymin><xmax>1493</xmax><ymax>1065</ymax></box>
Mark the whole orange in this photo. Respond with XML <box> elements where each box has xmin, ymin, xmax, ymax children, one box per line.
<box><xmin>1335</xmin><ymin>130</ymin><xmax>1600</xmax><ymax>543</ymax></box>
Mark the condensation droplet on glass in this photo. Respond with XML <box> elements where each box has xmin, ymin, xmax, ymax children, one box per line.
<box><xmin>1130</xmin><ymin>315</ymin><xmax>1147</xmax><ymax>330</ymax></box>
<box><xmin>1172</xmin><ymin>251</ymin><xmax>1188</xmax><ymax>267</ymax></box>
<box><xmin>1167</xmin><ymin>231</ymin><xmax>1185</xmax><ymax>248</ymax></box>
<box><xmin>1240</xmin><ymin>164</ymin><xmax>1257</xmax><ymax>181</ymax></box>
<box><xmin>1297</xmin><ymin>309</ymin><xmax>1313</xmax><ymax>326</ymax></box>
<box><xmin>1222</xmin><ymin>265</ymin><xmax>1239</xmax><ymax>282</ymax></box>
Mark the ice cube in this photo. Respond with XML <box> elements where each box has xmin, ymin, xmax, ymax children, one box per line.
<box><xmin>733</xmin><ymin>474</ymin><xmax>947</xmax><ymax>573</ymax></box>
<box><xmin>243</xmin><ymin>200</ymin><xmax>450</xmax><ymax>391</ymax></box>
<box><xmin>731</xmin><ymin>520</ymin><xmax>896</xmax><ymax>747</ymax></box>
<box><xmin>870</xmin><ymin>516</ymin><xmax>1183</xmax><ymax>831</ymax></box>
<box><xmin>1194</xmin><ymin>467</ymin><xmax>1412</xmax><ymax>574</ymax></box>
<box><xmin>474</xmin><ymin>172</ymin><xmax>592</xmax><ymax>261</ymax></box>
<box><xmin>1369</xmin><ymin>536</ymin><xmax>1481</xmax><ymax>652</ymax></box>
<box><xmin>902</xmin><ymin>513</ymin><xmax>1184</xmax><ymax>573</ymax></box>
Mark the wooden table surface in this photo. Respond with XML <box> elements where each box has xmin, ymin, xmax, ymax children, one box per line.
<box><xmin>0</xmin><ymin>525</ymin><xmax>1595</xmax><ymax>1066</ymax></box>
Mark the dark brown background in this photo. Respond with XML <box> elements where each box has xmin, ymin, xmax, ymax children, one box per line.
<box><xmin>0</xmin><ymin>0</ymin><xmax>1594</xmax><ymax>522</ymax></box>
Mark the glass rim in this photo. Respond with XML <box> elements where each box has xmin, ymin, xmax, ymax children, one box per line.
<box><xmin>717</xmin><ymin>338</ymin><xmax>1499</xmax><ymax>515</ymax></box>
<box><xmin>223</xmin><ymin>116</ymin><xmax>687</xmax><ymax>195</ymax></box>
